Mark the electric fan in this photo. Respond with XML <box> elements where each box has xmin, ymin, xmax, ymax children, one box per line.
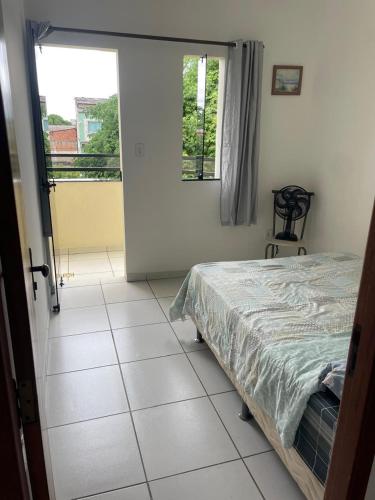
<box><xmin>273</xmin><ymin>186</ymin><xmax>313</xmax><ymax>241</ymax></box>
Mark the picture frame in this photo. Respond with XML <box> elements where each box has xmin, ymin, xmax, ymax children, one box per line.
<box><xmin>272</xmin><ymin>65</ymin><xmax>303</xmax><ymax>95</ymax></box>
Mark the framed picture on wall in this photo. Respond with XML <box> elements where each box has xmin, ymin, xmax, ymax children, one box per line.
<box><xmin>272</xmin><ymin>65</ymin><xmax>303</xmax><ymax>95</ymax></box>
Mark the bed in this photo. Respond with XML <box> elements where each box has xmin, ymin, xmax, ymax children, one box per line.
<box><xmin>170</xmin><ymin>252</ymin><xmax>361</xmax><ymax>499</ymax></box>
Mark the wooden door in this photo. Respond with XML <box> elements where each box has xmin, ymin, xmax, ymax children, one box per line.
<box><xmin>0</xmin><ymin>275</ymin><xmax>31</xmax><ymax>499</ymax></box>
<box><xmin>0</xmin><ymin>7</ymin><xmax>49</xmax><ymax>500</ymax></box>
<box><xmin>325</xmin><ymin>201</ymin><xmax>375</xmax><ymax>499</ymax></box>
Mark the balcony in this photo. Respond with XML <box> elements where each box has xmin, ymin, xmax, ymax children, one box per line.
<box><xmin>47</xmin><ymin>153</ymin><xmax>217</xmax><ymax>285</ymax></box>
<box><xmin>47</xmin><ymin>154</ymin><xmax>125</xmax><ymax>283</ymax></box>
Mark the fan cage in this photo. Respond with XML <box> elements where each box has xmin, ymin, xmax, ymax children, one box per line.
<box><xmin>271</xmin><ymin>186</ymin><xmax>314</xmax><ymax>241</ymax></box>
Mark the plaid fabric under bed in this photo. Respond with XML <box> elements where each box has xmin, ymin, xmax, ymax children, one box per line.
<box><xmin>294</xmin><ymin>390</ymin><xmax>340</xmax><ymax>484</ymax></box>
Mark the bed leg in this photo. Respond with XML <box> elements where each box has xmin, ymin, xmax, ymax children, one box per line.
<box><xmin>239</xmin><ymin>401</ymin><xmax>253</xmax><ymax>421</ymax></box>
<box><xmin>194</xmin><ymin>329</ymin><xmax>205</xmax><ymax>343</ymax></box>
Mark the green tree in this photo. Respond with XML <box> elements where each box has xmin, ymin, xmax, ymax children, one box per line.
<box><xmin>182</xmin><ymin>57</ymin><xmax>199</xmax><ymax>157</ymax></box>
<box><xmin>83</xmin><ymin>95</ymin><xmax>119</xmax><ymax>155</ymax></box>
<box><xmin>182</xmin><ymin>56</ymin><xmax>219</xmax><ymax>179</ymax></box>
<box><xmin>43</xmin><ymin>132</ymin><xmax>50</xmax><ymax>154</ymax></box>
<box><xmin>74</xmin><ymin>95</ymin><xmax>120</xmax><ymax>179</ymax></box>
<box><xmin>48</xmin><ymin>114</ymin><xmax>71</xmax><ymax>125</ymax></box>
<box><xmin>203</xmin><ymin>58</ymin><xmax>219</xmax><ymax>158</ymax></box>
<box><xmin>182</xmin><ymin>56</ymin><xmax>219</xmax><ymax>158</ymax></box>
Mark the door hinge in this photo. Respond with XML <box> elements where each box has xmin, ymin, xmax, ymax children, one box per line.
<box><xmin>348</xmin><ymin>323</ymin><xmax>361</xmax><ymax>376</ymax></box>
<box><xmin>15</xmin><ymin>379</ymin><xmax>37</xmax><ymax>425</ymax></box>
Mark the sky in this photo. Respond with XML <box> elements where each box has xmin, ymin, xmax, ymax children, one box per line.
<box><xmin>36</xmin><ymin>46</ymin><xmax>118</xmax><ymax>120</ymax></box>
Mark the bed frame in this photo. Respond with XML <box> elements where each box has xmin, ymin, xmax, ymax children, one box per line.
<box><xmin>194</xmin><ymin>328</ymin><xmax>325</xmax><ymax>500</ymax></box>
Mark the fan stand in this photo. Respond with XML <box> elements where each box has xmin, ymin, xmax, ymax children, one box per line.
<box><xmin>265</xmin><ymin>186</ymin><xmax>314</xmax><ymax>259</ymax></box>
<box><xmin>264</xmin><ymin>230</ymin><xmax>307</xmax><ymax>259</ymax></box>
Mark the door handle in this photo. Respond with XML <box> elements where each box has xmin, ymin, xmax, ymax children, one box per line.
<box><xmin>30</xmin><ymin>264</ymin><xmax>49</xmax><ymax>278</ymax></box>
<box><xmin>29</xmin><ymin>248</ymin><xmax>49</xmax><ymax>300</ymax></box>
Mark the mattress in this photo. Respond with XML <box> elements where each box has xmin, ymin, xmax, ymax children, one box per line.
<box><xmin>170</xmin><ymin>252</ymin><xmax>360</xmax><ymax>448</ymax></box>
<box><xmin>295</xmin><ymin>390</ymin><xmax>340</xmax><ymax>484</ymax></box>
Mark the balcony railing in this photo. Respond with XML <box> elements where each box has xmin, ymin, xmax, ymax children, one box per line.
<box><xmin>46</xmin><ymin>153</ymin><xmax>122</xmax><ymax>181</ymax></box>
<box><xmin>47</xmin><ymin>154</ymin><xmax>218</xmax><ymax>181</ymax></box>
<box><xmin>182</xmin><ymin>156</ymin><xmax>218</xmax><ymax>180</ymax></box>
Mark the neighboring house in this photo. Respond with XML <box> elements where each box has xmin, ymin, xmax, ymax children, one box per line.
<box><xmin>39</xmin><ymin>95</ymin><xmax>49</xmax><ymax>132</ymax></box>
<box><xmin>75</xmin><ymin>96</ymin><xmax>107</xmax><ymax>151</ymax></box>
<box><xmin>48</xmin><ymin>125</ymin><xmax>78</xmax><ymax>154</ymax></box>
<box><xmin>48</xmin><ymin>125</ymin><xmax>78</xmax><ymax>167</ymax></box>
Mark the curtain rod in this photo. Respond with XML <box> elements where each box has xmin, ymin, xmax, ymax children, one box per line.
<box><xmin>49</xmin><ymin>26</ymin><xmax>264</xmax><ymax>48</ymax></box>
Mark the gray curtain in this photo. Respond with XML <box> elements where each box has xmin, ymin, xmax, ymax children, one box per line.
<box><xmin>220</xmin><ymin>40</ymin><xmax>263</xmax><ymax>226</ymax></box>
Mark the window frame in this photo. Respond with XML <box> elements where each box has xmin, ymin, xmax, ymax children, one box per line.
<box><xmin>85</xmin><ymin>118</ymin><xmax>102</xmax><ymax>137</ymax></box>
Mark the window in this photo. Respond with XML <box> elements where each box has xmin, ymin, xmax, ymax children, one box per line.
<box><xmin>87</xmin><ymin>119</ymin><xmax>102</xmax><ymax>135</ymax></box>
<box><xmin>182</xmin><ymin>55</ymin><xmax>223</xmax><ymax>180</ymax></box>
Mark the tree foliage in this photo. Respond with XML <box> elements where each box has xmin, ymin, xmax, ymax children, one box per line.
<box><xmin>48</xmin><ymin>114</ymin><xmax>71</xmax><ymax>125</ymax></box>
<box><xmin>43</xmin><ymin>132</ymin><xmax>50</xmax><ymax>154</ymax></box>
<box><xmin>74</xmin><ymin>95</ymin><xmax>120</xmax><ymax>178</ymax></box>
<box><xmin>82</xmin><ymin>95</ymin><xmax>120</xmax><ymax>155</ymax></box>
<box><xmin>182</xmin><ymin>56</ymin><xmax>219</xmax><ymax>158</ymax></box>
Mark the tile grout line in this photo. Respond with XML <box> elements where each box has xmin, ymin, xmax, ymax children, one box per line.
<box><xmin>59</xmin><ymin>281</ymin><xmax>112</xmax><ymax>289</ymax></box>
<box><xmin>47</xmin><ymin>410</ymin><xmax>130</xmax><ymax>430</ymax></box>
<box><xmin>71</xmin><ymin>480</ymin><xmax>148</xmax><ymax>500</ymax></box>
<box><xmin>100</xmin><ymin>282</ymin><xmax>154</xmax><ymax>500</ymax></box>
<box><xmin>155</xmin><ymin>296</ymin><xmax>267</xmax><ymax>500</ymax></box>
<box><xmin>109</xmin><ymin>250</ymin><xmax>118</xmax><ymax>278</ymax></box>
<box><xmin>47</xmin><ymin>362</ymin><xmax>119</xmax><ymax>377</ymax></box>
<box><xmin>60</xmin><ymin>296</ymin><xmax>163</xmax><ymax>313</ymax></box>
<box><xmin>49</xmin><ymin>328</ymin><xmax>112</xmax><ymax>340</ymax></box>
<box><xmin>121</xmin><ymin>352</ymin><xmax>233</xmax><ymax>368</ymax></box>
<box><xmin>146</xmin><ymin>453</ymin><xmax>273</xmax><ymax>485</ymax></box>
<box><xmin>128</xmin><ymin>394</ymin><xmax>217</xmax><ymax>414</ymax></box>
<box><xmin>49</xmin><ymin>320</ymin><xmax>168</xmax><ymax>340</ymax></box>
<box><xmin>106</xmin><ymin>296</ymin><xmax>164</xmax><ymax>306</ymax></box>
<box><xmin>107</xmin><ymin>249</ymin><xmax>116</xmax><ymax>276</ymax></box>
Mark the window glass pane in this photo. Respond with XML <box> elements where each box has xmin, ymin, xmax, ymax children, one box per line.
<box><xmin>182</xmin><ymin>55</ymin><xmax>220</xmax><ymax>180</ymax></box>
<box><xmin>182</xmin><ymin>56</ymin><xmax>198</xmax><ymax>179</ymax></box>
<box><xmin>87</xmin><ymin>120</ymin><xmax>102</xmax><ymax>134</ymax></box>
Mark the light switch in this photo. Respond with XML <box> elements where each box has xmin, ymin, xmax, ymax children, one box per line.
<box><xmin>135</xmin><ymin>143</ymin><xmax>145</xmax><ymax>157</ymax></box>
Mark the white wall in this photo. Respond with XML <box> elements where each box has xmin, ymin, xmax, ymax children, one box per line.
<box><xmin>25</xmin><ymin>0</ymin><xmax>375</xmax><ymax>278</ymax></box>
<box><xmin>307</xmin><ymin>0</ymin><xmax>375</xmax><ymax>256</ymax></box>
<box><xmin>1</xmin><ymin>0</ymin><xmax>54</xmax><ymax>495</ymax></box>
<box><xmin>25</xmin><ymin>0</ymin><xmax>325</xmax><ymax>277</ymax></box>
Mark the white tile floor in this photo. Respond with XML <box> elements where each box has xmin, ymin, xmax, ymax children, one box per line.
<box><xmin>47</xmin><ymin>252</ymin><xmax>305</xmax><ymax>500</ymax></box>
<box><xmin>55</xmin><ymin>249</ymin><xmax>125</xmax><ymax>288</ymax></box>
